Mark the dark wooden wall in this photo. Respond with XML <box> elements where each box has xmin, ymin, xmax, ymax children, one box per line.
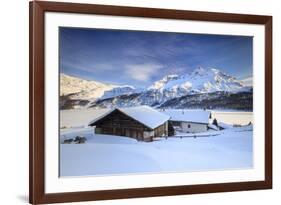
<box><xmin>94</xmin><ymin>109</ymin><xmax>150</xmax><ymax>140</ymax></box>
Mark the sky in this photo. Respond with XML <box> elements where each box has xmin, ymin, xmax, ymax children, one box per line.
<box><xmin>60</xmin><ymin>27</ymin><xmax>253</xmax><ymax>88</ymax></box>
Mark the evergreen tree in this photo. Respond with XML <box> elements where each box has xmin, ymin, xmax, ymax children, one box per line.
<box><xmin>212</xmin><ymin>118</ymin><xmax>218</xmax><ymax>126</ymax></box>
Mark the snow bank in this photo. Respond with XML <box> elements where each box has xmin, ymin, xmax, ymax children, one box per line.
<box><xmin>211</xmin><ymin>111</ymin><xmax>253</xmax><ymax>125</ymax></box>
<box><xmin>60</xmin><ymin>108</ymin><xmax>110</xmax><ymax>128</ymax></box>
<box><xmin>60</xmin><ymin>126</ymin><xmax>253</xmax><ymax>177</ymax></box>
<box><xmin>59</xmin><ymin>109</ymin><xmax>253</xmax><ymax>177</ymax></box>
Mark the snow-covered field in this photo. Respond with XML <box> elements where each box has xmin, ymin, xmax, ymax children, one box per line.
<box><xmin>212</xmin><ymin>111</ymin><xmax>253</xmax><ymax>125</ymax></box>
<box><xmin>60</xmin><ymin>108</ymin><xmax>110</xmax><ymax>128</ymax></box>
<box><xmin>59</xmin><ymin>109</ymin><xmax>253</xmax><ymax>177</ymax></box>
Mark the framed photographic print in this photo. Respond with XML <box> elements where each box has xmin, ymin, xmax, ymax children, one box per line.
<box><xmin>29</xmin><ymin>1</ymin><xmax>272</xmax><ymax>204</ymax></box>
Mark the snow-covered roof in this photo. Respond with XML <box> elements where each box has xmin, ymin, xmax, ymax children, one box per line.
<box><xmin>161</xmin><ymin>109</ymin><xmax>211</xmax><ymax>124</ymax></box>
<box><xmin>88</xmin><ymin>109</ymin><xmax>116</xmax><ymax>127</ymax></box>
<box><xmin>88</xmin><ymin>106</ymin><xmax>170</xmax><ymax>129</ymax></box>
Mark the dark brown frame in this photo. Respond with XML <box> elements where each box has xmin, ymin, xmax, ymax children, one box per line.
<box><xmin>29</xmin><ymin>1</ymin><xmax>272</xmax><ymax>204</ymax></box>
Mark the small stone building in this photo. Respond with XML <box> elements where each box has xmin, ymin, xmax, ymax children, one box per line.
<box><xmin>88</xmin><ymin>106</ymin><xmax>172</xmax><ymax>142</ymax></box>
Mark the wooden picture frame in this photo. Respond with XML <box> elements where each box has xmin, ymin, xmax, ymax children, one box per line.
<box><xmin>29</xmin><ymin>1</ymin><xmax>272</xmax><ymax>204</ymax></box>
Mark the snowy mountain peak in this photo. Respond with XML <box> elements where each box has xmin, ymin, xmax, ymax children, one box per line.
<box><xmin>239</xmin><ymin>77</ymin><xmax>253</xmax><ymax>87</ymax></box>
<box><xmin>60</xmin><ymin>73</ymin><xmax>139</xmax><ymax>103</ymax></box>
<box><xmin>101</xmin><ymin>85</ymin><xmax>140</xmax><ymax>99</ymax></box>
<box><xmin>191</xmin><ymin>67</ymin><xmax>231</xmax><ymax>79</ymax></box>
<box><xmin>60</xmin><ymin>74</ymin><xmax>118</xmax><ymax>100</ymax></box>
<box><xmin>148</xmin><ymin>67</ymin><xmax>247</xmax><ymax>95</ymax></box>
<box><xmin>191</xmin><ymin>66</ymin><xmax>208</xmax><ymax>75</ymax></box>
<box><xmin>148</xmin><ymin>74</ymin><xmax>180</xmax><ymax>90</ymax></box>
<box><xmin>164</xmin><ymin>74</ymin><xmax>180</xmax><ymax>81</ymax></box>
<box><xmin>60</xmin><ymin>68</ymin><xmax>253</xmax><ymax>110</ymax></box>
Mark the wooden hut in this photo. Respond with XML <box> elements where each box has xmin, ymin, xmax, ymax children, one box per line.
<box><xmin>88</xmin><ymin>106</ymin><xmax>171</xmax><ymax>142</ymax></box>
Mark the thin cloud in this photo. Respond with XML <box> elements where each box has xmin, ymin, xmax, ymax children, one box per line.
<box><xmin>126</xmin><ymin>63</ymin><xmax>163</xmax><ymax>81</ymax></box>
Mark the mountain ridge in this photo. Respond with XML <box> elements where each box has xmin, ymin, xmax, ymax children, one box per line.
<box><xmin>60</xmin><ymin>67</ymin><xmax>252</xmax><ymax>110</ymax></box>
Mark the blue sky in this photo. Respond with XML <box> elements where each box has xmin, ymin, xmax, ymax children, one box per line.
<box><xmin>60</xmin><ymin>27</ymin><xmax>253</xmax><ymax>88</ymax></box>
